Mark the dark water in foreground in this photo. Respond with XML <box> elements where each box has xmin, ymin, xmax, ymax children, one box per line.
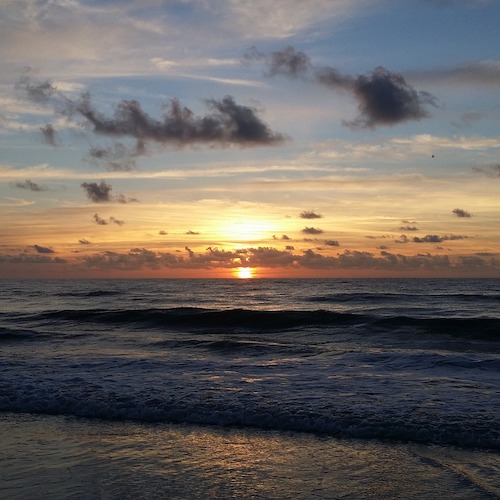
<box><xmin>0</xmin><ymin>278</ymin><xmax>498</xmax><ymax>450</ymax></box>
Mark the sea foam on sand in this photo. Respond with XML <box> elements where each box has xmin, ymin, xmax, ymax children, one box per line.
<box><xmin>1</xmin><ymin>412</ymin><xmax>498</xmax><ymax>499</ymax></box>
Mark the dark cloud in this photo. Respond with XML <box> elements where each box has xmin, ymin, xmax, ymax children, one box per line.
<box><xmin>400</xmin><ymin>226</ymin><xmax>418</xmax><ymax>231</ymax></box>
<box><xmin>81</xmin><ymin>181</ymin><xmax>138</xmax><ymax>204</ymax></box>
<box><xmin>159</xmin><ymin>230</ymin><xmax>168</xmax><ymax>235</ymax></box>
<box><xmin>17</xmin><ymin>73</ymin><xmax>286</xmax><ymax>172</ymax></box>
<box><xmin>110</xmin><ymin>217</ymin><xmax>125</xmax><ymax>226</ymax></box>
<box><xmin>249</xmin><ymin>46</ymin><xmax>437</xmax><ymax>129</ymax></box>
<box><xmin>453</xmin><ymin>208</ymin><xmax>471</xmax><ymax>218</ymax></box>
<box><xmin>366</xmin><ymin>234</ymin><xmax>392</xmax><ymax>239</ymax></box>
<box><xmin>40</xmin><ymin>124</ymin><xmax>58</xmax><ymax>147</ymax></box>
<box><xmin>324</xmin><ymin>240</ymin><xmax>340</xmax><ymax>247</ymax></box>
<box><xmin>302</xmin><ymin>227</ymin><xmax>324</xmax><ymax>235</ymax></box>
<box><xmin>74</xmin><ymin>93</ymin><xmax>286</xmax><ymax>148</ymax></box>
<box><xmin>186</xmin><ymin>230</ymin><xmax>200</xmax><ymax>235</ymax></box>
<box><xmin>343</xmin><ymin>67</ymin><xmax>437</xmax><ymax>129</ymax></box>
<box><xmin>79</xmin><ymin>239</ymin><xmax>91</xmax><ymax>245</ymax></box>
<box><xmin>13</xmin><ymin>179</ymin><xmax>48</xmax><ymax>192</ymax></box>
<box><xmin>273</xmin><ymin>234</ymin><xmax>291</xmax><ymax>240</ymax></box>
<box><xmin>80</xmin><ymin>245</ymin><xmax>498</xmax><ymax>273</ymax></box>
<box><xmin>93</xmin><ymin>213</ymin><xmax>108</xmax><ymax>225</ymax></box>
<box><xmin>92</xmin><ymin>214</ymin><xmax>125</xmax><ymax>226</ymax></box>
<box><xmin>412</xmin><ymin>234</ymin><xmax>467</xmax><ymax>243</ymax></box>
<box><xmin>0</xmin><ymin>253</ymin><xmax>66</xmax><ymax>264</ymax></box>
<box><xmin>84</xmin><ymin>248</ymin><xmax>170</xmax><ymax>271</ymax></box>
<box><xmin>300</xmin><ymin>210</ymin><xmax>322</xmax><ymax>219</ymax></box>
<box><xmin>82</xmin><ymin>181</ymin><xmax>113</xmax><ymax>202</ymax></box>
<box><xmin>473</xmin><ymin>164</ymin><xmax>500</xmax><ymax>177</ymax></box>
<box><xmin>32</xmin><ymin>244</ymin><xmax>55</xmax><ymax>254</ymax></box>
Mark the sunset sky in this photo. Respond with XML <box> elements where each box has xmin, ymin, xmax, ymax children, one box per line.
<box><xmin>1</xmin><ymin>0</ymin><xmax>500</xmax><ymax>278</ymax></box>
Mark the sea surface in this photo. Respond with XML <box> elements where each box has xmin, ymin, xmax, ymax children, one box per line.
<box><xmin>0</xmin><ymin>278</ymin><xmax>499</xmax><ymax>497</ymax></box>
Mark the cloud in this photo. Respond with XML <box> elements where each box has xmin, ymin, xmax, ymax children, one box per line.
<box><xmin>40</xmin><ymin>124</ymin><xmax>58</xmax><ymax>147</ymax></box>
<box><xmin>300</xmin><ymin>210</ymin><xmax>322</xmax><ymax>219</ymax></box>
<box><xmin>32</xmin><ymin>244</ymin><xmax>55</xmax><ymax>254</ymax></box>
<box><xmin>110</xmin><ymin>216</ymin><xmax>125</xmax><ymax>226</ymax></box>
<box><xmin>341</xmin><ymin>67</ymin><xmax>437</xmax><ymax>129</ymax></box>
<box><xmin>82</xmin><ymin>181</ymin><xmax>113</xmax><ymax>202</ymax></box>
<box><xmin>73</xmin><ymin>93</ymin><xmax>286</xmax><ymax>148</ymax></box>
<box><xmin>451</xmin><ymin>111</ymin><xmax>484</xmax><ymax>129</ymax></box>
<box><xmin>225</xmin><ymin>0</ymin><xmax>372</xmax><ymax>39</ymax></box>
<box><xmin>412</xmin><ymin>234</ymin><xmax>467</xmax><ymax>243</ymax></box>
<box><xmin>324</xmin><ymin>240</ymin><xmax>340</xmax><ymax>246</ymax></box>
<box><xmin>13</xmin><ymin>179</ymin><xmax>48</xmax><ymax>192</ymax></box>
<box><xmin>452</xmin><ymin>208</ymin><xmax>471</xmax><ymax>218</ymax></box>
<box><xmin>0</xmin><ymin>254</ymin><xmax>66</xmax><ymax>264</ymax></box>
<box><xmin>79</xmin><ymin>239</ymin><xmax>91</xmax><ymax>245</ymax></box>
<box><xmin>83</xmin><ymin>246</ymin><xmax>498</xmax><ymax>273</ymax></box>
<box><xmin>115</xmin><ymin>193</ymin><xmax>139</xmax><ymax>204</ymax></box>
<box><xmin>246</xmin><ymin>46</ymin><xmax>312</xmax><ymax>78</ymax></box>
<box><xmin>302</xmin><ymin>227</ymin><xmax>324</xmax><ymax>235</ymax></box>
<box><xmin>473</xmin><ymin>163</ymin><xmax>500</xmax><ymax>177</ymax></box>
<box><xmin>415</xmin><ymin>60</ymin><xmax>500</xmax><ymax>88</ymax></box>
<box><xmin>93</xmin><ymin>213</ymin><xmax>108</xmax><ymax>225</ymax></box>
<box><xmin>81</xmin><ymin>181</ymin><xmax>138</xmax><ymax>204</ymax></box>
<box><xmin>400</xmin><ymin>226</ymin><xmax>418</xmax><ymax>231</ymax></box>
<box><xmin>92</xmin><ymin>213</ymin><xmax>125</xmax><ymax>226</ymax></box>
<box><xmin>16</xmin><ymin>74</ymin><xmax>286</xmax><ymax>171</ymax></box>
<box><xmin>15</xmin><ymin>71</ymin><xmax>58</xmax><ymax>103</ymax></box>
<box><xmin>248</xmin><ymin>46</ymin><xmax>437</xmax><ymax>129</ymax></box>
<box><xmin>87</xmin><ymin>143</ymin><xmax>143</xmax><ymax>172</ymax></box>
<box><xmin>396</xmin><ymin>233</ymin><xmax>469</xmax><ymax>244</ymax></box>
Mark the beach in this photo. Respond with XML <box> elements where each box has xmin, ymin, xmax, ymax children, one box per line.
<box><xmin>2</xmin><ymin>412</ymin><xmax>499</xmax><ymax>499</ymax></box>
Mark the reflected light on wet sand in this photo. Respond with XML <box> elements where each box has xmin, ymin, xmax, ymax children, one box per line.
<box><xmin>1</xmin><ymin>413</ymin><xmax>499</xmax><ymax>499</ymax></box>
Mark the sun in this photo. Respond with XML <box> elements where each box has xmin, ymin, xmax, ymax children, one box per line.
<box><xmin>236</xmin><ymin>267</ymin><xmax>254</xmax><ymax>279</ymax></box>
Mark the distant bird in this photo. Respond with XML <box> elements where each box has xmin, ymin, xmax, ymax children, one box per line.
<box><xmin>431</xmin><ymin>154</ymin><xmax>434</xmax><ymax>158</ymax></box>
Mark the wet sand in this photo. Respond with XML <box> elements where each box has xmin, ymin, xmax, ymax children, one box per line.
<box><xmin>0</xmin><ymin>412</ymin><xmax>498</xmax><ymax>499</ymax></box>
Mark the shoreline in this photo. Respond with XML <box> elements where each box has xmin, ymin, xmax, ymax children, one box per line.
<box><xmin>1</xmin><ymin>412</ymin><xmax>498</xmax><ymax>499</ymax></box>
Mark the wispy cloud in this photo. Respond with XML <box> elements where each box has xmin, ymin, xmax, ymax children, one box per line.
<box><xmin>473</xmin><ymin>163</ymin><xmax>500</xmax><ymax>177</ymax></box>
<box><xmin>13</xmin><ymin>179</ymin><xmax>48</xmax><ymax>192</ymax></box>
<box><xmin>413</xmin><ymin>60</ymin><xmax>500</xmax><ymax>87</ymax></box>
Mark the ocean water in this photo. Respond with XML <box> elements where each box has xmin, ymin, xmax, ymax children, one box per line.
<box><xmin>0</xmin><ymin>278</ymin><xmax>498</xmax><ymax>450</ymax></box>
<box><xmin>1</xmin><ymin>278</ymin><xmax>500</xmax><ymax>498</ymax></box>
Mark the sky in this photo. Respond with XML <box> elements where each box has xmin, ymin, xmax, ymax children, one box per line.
<box><xmin>1</xmin><ymin>0</ymin><xmax>500</xmax><ymax>279</ymax></box>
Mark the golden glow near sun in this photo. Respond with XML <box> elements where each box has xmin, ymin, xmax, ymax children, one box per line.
<box><xmin>223</xmin><ymin>220</ymin><xmax>276</xmax><ymax>244</ymax></box>
<box><xmin>236</xmin><ymin>267</ymin><xmax>253</xmax><ymax>279</ymax></box>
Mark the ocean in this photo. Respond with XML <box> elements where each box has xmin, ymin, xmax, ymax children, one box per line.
<box><xmin>0</xmin><ymin>278</ymin><xmax>499</xmax><ymax>498</ymax></box>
